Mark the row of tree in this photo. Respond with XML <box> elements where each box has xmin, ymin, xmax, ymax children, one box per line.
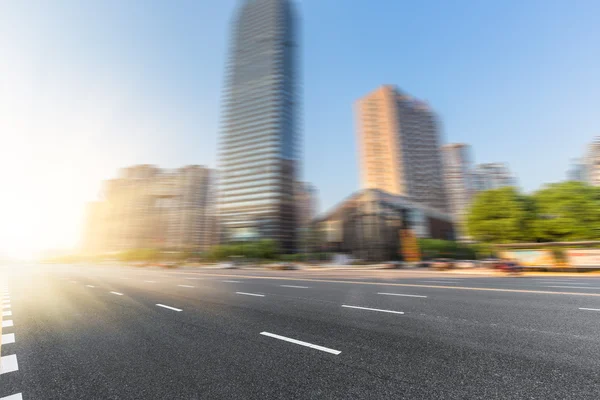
<box><xmin>466</xmin><ymin>181</ymin><xmax>600</xmax><ymax>243</ymax></box>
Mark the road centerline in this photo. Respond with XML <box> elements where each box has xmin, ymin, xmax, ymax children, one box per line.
<box><xmin>260</xmin><ymin>332</ymin><xmax>341</xmax><ymax>355</ymax></box>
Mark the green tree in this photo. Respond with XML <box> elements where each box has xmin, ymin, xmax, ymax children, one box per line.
<box><xmin>466</xmin><ymin>187</ymin><xmax>535</xmax><ymax>243</ymax></box>
<box><xmin>532</xmin><ymin>181</ymin><xmax>600</xmax><ymax>242</ymax></box>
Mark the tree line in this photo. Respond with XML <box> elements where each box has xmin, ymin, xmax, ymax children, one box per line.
<box><xmin>466</xmin><ymin>181</ymin><xmax>600</xmax><ymax>244</ymax></box>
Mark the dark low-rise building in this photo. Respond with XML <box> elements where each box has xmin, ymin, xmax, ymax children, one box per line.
<box><xmin>315</xmin><ymin>189</ymin><xmax>455</xmax><ymax>261</ymax></box>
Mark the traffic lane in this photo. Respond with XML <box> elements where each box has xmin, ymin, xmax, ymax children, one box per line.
<box><xmin>59</xmin><ymin>276</ymin><xmax>600</xmax><ymax>400</ymax></box>
<box><xmin>58</xmin><ymin>267</ymin><xmax>600</xmax><ymax>342</ymax></box>
<box><xmin>1</xmin><ymin>273</ymin><xmax>413</xmax><ymax>399</ymax></box>
<box><xmin>2</xmin><ymin>270</ymin><xmax>480</xmax><ymax>399</ymax></box>
<box><xmin>153</xmin><ymin>268</ymin><xmax>600</xmax><ymax>292</ymax></box>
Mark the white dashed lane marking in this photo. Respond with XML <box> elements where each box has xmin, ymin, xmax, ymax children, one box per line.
<box><xmin>280</xmin><ymin>285</ymin><xmax>310</xmax><ymax>289</ymax></box>
<box><xmin>144</xmin><ymin>280</ymin><xmax>156</xmax><ymax>283</ymax></box>
<box><xmin>222</xmin><ymin>280</ymin><xmax>241</xmax><ymax>283</ymax></box>
<box><xmin>177</xmin><ymin>285</ymin><xmax>195</xmax><ymax>288</ymax></box>
<box><xmin>156</xmin><ymin>304</ymin><xmax>183</xmax><ymax>312</ymax></box>
<box><xmin>378</xmin><ymin>292</ymin><xmax>428</xmax><ymax>298</ymax></box>
<box><xmin>0</xmin><ymin>354</ymin><xmax>19</xmax><ymax>374</ymax></box>
<box><xmin>341</xmin><ymin>305</ymin><xmax>404</xmax><ymax>315</ymax></box>
<box><xmin>1</xmin><ymin>333</ymin><xmax>15</xmax><ymax>345</ymax></box>
<box><xmin>85</xmin><ymin>285</ymin><xmax>95</xmax><ymax>288</ymax></box>
<box><xmin>110</xmin><ymin>291</ymin><xmax>124</xmax><ymax>296</ymax></box>
<box><xmin>2</xmin><ymin>311</ymin><xmax>12</xmax><ymax>317</ymax></box>
<box><xmin>260</xmin><ymin>332</ymin><xmax>341</xmax><ymax>355</ymax></box>
<box><xmin>0</xmin><ymin>393</ymin><xmax>23</xmax><ymax>400</ymax></box>
<box><xmin>2</xmin><ymin>320</ymin><xmax>13</xmax><ymax>328</ymax></box>
<box><xmin>236</xmin><ymin>292</ymin><xmax>265</xmax><ymax>297</ymax></box>
<box><xmin>2</xmin><ymin>304</ymin><xmax>10</xmax><ymax>309</ymax></box>
<box><xmin>579</xmin><ymin>307</ymin><xmax>600</xmax><ymax>311</ymax></box>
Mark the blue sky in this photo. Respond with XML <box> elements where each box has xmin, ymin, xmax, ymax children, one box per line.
<box><xmin>0</xmin><ymin>0</ymin><xmax>599</xmax><ymax>254</ymax></box>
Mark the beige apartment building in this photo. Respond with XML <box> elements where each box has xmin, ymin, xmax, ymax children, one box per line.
<box><xmin>83</xmin><ymin>165</ymin><xmax>216</xmax><ymax>254</ymax></box>
<box><xmin>356</xmin><ymin>85</ymin><xmax>448</xmax><ymax>212</ymax></box>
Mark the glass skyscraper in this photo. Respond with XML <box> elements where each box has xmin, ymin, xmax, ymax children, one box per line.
<box><xmin>218</xmin><ymin>0</ymin><xmax>299</xmax><ymax>251</ymax></box>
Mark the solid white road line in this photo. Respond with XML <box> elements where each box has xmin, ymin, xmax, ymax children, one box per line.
<box><xmin>185</xmin><ymin>277</ymin><xmax>204</xmax><ymax>280</ymax></box>
<box><xmin>222</xmin><ymin>280</ymin><xmax>241</xmax><ymax>283</ymax></box>
<box><xmin>0</xmin><ymin>354</ymin><xmax>18</xmax><ymax>374</ymax></box>
<box><xmin>2</xmin><ymin>320</ymin><xmax>13</xmax><ymax>328</ymax></box>
<box><xmin>546</xmin><ymin>286</ymin><xmax>600</xmax><ymax>289</ymax></box>
<box><xmin>0</xmin><ymin>393</ymin><xmax>23</xmax><ymax>400</ymax></box>
<box><xmin>2</xmin><ymin>311</ymin><xmax>12</xmax><ymax>317</ymax></box>
<box><xmin>280</xmin><ymin>285</ymin><xmax>310</xmax><ymax>289</ymax></box>
<box><xmin>1</xmin><ymin>333</ymin><xmax>15</xmax><ymax>345</ymax></box>
<box><xmin>342</xmin><ymin>305</ymin><xmax>404</xmax><ymax>315</ymax></box>
<box><xmin>579</xmin><ymin>307</ymin><xmax>600</xmax><ymax>311</ymax></box>
<box><xmin>177</xmin><ymin>285</ymin><xmax>195</xmax><ymax>288</ymax></box>
<box><xmin>422</xmin><ymin>280</ymin><xmax>458</xmax><ymax>284</ymax></box>
<box><xmin>144</xmin><ymin>280</ymin><xmax>156</xmax><ymax>283</ymax></box>
<box><xmin>236</xmin><ymin>292</ymin><xmax>265</xmax><ymax>297</ymax></box>
<box><xmin>260</xmin><ymin>332</ymin><xmax>341</xmax><ymax>355</ymax></box>
<box><xmin>378</xmin><ymin>292</ymin><xmax>428</xmax><ymax>298</ymax></box>
<box><xmin>110</xmin><ymin>291</ymin><xmax>124</xmax><ymax>296</ymax></box>
<box><xmin>156</xmin><ymin>304</ymin><xmax>183</xmax><ymax>312</ymax></box>
<box><xmin>85</xmin><ymin>285</ymin><xmax>95</xmax><ymax>288</ymax></box>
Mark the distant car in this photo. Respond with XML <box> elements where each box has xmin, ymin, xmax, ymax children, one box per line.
<box><xmin>383</xmin><ymin>261</ymin><xmax>403</xmax><ymax>269</ymax></box>
<box><xmin>497</xmin><ymin>261</ymin><xmax>523</xmax><ymax>274</ymax></box>
<box><xmin>481</xmin><ymin>258</ymin><xmax>502</xmax><ymax>269</ymax></box>
<box><xmin>455</xmin><ymin>260</ymin><xmax>477</xmax><ymax>269</ymax></box>
<box><xmin>219</xmin><ymin>262</ymin><xmax>238</xmax><ymax>269</ymax></box>
<box><xmin>431</xmin><ymin>258</ymin><xmax>454</xmax><ymax>270</ymax></box>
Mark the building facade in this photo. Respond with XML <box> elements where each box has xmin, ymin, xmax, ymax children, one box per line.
<box><xmin>82</xmin><ymin>165</ymin><xmax>216</xmax><ymax>254</ymax></box>
<box><xmin>316</xmin><ymin>189</ymin><xmax>455</xmax><ymax>261</ymax></box>
<box><xmin>471</xmin><ymin>163</ymin><xmax>516</xmax><ymax>192</ymax></box>
<box><xmin>442</xmin><ymin>143</ymin><xmax>473</xmax><ymax>219</ymax></box>
<box><xmin>218</xmin><ymin>0</ymin><xmax>300</xmax><ymax>251</ymax></box>
<box><xmin>355</xmin><ymin>85</ymin><xmax>447</xmax><ymax>212</ymax></box>
<box><xmin>584</xmin><ymin>137</ymin><xmax>600</xmax><ymax>186</ymax></box>
<box><xmin>295</xmin><ymin>181</ymin><xmax>317</xmax><ymax>230</ymax></box>
<box><xmin>442</xmin><ymin>143</ymin><xmax>473</xmax><ymax>238</ymax></box>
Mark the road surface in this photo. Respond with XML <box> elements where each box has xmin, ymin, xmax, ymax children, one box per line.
<box><xmin>1</xmin><ymin>264</ymin><xmax>599</xmax><ymax>399</ymax></box>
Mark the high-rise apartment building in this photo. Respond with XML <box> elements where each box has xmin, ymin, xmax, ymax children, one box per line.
<box><xmin>82</xmin><ymin>165</ymin><xmax>216</xmax><ymax>253</ymax></box>
<box><xmin>442</xmin><ymin>143</ymin><xmax>473</xmax><ymax>226</ymax></box>
<box><xmin>567</xmin><ymin>158</ymin><xmax>587</xmax><ymax>182</ymax></box>
<box><xmin>356</xmin><ymin>85</ymin><xmax>447</xmax><ymax>211</ymax></box>
<box><xmin>471</xmin><ymin>163</ymin><xmax>516</xmax><ymax>192</ymax></box>
<box><xmin>218</xmin><ymin>0</ymin><xmax>300</xmax><ymax>251</ymax></box>
<box><xmin>584</xmin><ymin>137</ymin><xmax>600</xmax><ymax>186</ymax></box>
<box><xmin>295</xmin><ymin>181</ymin><xmax>318</xmax><ymax>230</ymax></box>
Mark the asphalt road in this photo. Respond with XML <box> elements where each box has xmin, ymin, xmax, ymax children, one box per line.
<box><xmin>1</xmin><ymin>265</ymin><xmax>600</xmax><ymax>399</ymax></box>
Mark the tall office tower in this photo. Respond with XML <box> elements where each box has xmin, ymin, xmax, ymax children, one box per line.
<box><xmin>567</xmin><ymin>158</ymin><xmax>587</xmax><ymax>182</ymax></box>
<box><xmin>471</xmin><ymin>163</ymin><xmax>516</xmax><ymax>192</ymax></box>
<box><xmin>356</xmin><ymin>85</ymin><xmax>448</xmax><ymax>211</ymax></box>
<box><xmin>295</xmin><ymin>181</ymin><xmax>318</xmax><ymax>230</ymax></box>
<box><xmin>584</xmin><ymin>137</ymin><xmax>600</xmax><ymax>186</ymax></box>
<box><xmin>218</xmin><ymin>0</ymin><xmax>300</xmax><ymax>251</ymax></box>
<box><xmin>442</xmin><ymin>143</ymin><xmax>473</xmax><ymax>229</ymax></box>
